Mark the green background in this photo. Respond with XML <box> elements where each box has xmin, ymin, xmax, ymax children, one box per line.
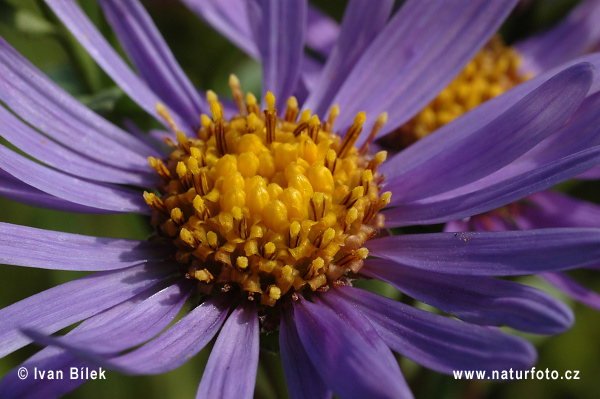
<box><xmin>1</xmin><ymin>0</ymin><xmax>599</xmax><ymax>398</ymax></box>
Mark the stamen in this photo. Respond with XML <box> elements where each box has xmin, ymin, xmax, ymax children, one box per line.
<box><xmin>210</xmin><ymin>101</ymin><xmax>227</xmax><ymax>156</ymax></box>
<box><xmin>285</xmin><ymin>96</ymin><xmax>299</xmax><ymax>122</ymax></box>
<box><xmin>338</xmin><ymin>112</ymin><xmax>366</xmax><ymax>158</ymax></box>
<box><xmin>360</xmin><ymin>112</ymin><xmax>388</xmax><ymax>154</ymax></box>
<box><xmin>264</xmin><ymin>92</ymin><xmax>277</xmax><ymax>144</ymax></box>
<box><xmin>246</xmin><ymin>93</ymin><xmax>260</xmax><ymax>115</ymax></box>
<box><xmin>156</xmin><ymin>103</ymin><xmax>178</xmax><ymax>134</ymax></box>
<box><xmin>324</xmin><ymin>104</ymin><xmax>339</xmax><ymax>132</ymax></box>
<box><xmin>308</xmin><ymin>115</ymin><xmax>321</xmax><ymax>143</ymax></box>
<box><xmin>229</xmin><ymin>74</ymin><xmax>247</xmax><ymax>116</ymax></box>
<box><xmin>145</xmin><ymin>89</ymin><xmax>390</xmax><ymax>307</ymax></box>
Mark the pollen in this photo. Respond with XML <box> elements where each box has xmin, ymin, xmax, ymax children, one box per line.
<box><xmin>396</xmin><ymin>35</ymin><xmax>529</xmax><ymax>146</ymax></box>
<box><xmin>146</xmin><ymin>82</ymin><xmax>389</xmax><ymax>306</ymax></box>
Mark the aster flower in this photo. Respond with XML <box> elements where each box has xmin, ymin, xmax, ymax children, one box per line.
<box><xmin>428</xmin><ymin>0</ymin><xmax>600</xmax><ymax>312</ymax></box>
<box><xmin>2</xmin><ymin>1</ymin><xmax>600</xmax><ymax>399</ymax></box>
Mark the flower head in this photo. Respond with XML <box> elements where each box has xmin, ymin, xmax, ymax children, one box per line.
<box><xmin>2</xmin><ymin>1</ymin><xmax>600</xmax><ymax>398</ymax></box>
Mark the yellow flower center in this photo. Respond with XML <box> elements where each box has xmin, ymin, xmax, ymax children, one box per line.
<box><xmin>391</xmin><ymin>36</ymin><xmax>529</xmax><ymax>147</ymax></box>
<box><xmin>145</xmin><ymin>77</ymin><xmax>390</xmax><ymax>307</ymax></box>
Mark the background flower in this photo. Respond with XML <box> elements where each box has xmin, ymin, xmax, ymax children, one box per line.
<box><xmin>0</xmin><ymin>0</ymin><xmax>596</xmax><ymax>399</ymax></box>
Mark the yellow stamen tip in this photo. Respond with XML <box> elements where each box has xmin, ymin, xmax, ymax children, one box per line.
<box><xmin>246</xmin><ymin>92</ymin><xmax>257</xmax><ymax>106</ymax></box>
<box><xmin>287</xmin><ymin>96</ymin><xmax>298</xmax><ymax>109</ymax></box>
<box><xmin>207</xmin><ymin>231</ymin><xmax>218</xmax><ymax>248</ymax></box>
<box><xmin>354</xmin><ymin>111</ymin><xmax>366</xmax><ymax>126</ymax></box>
<box><xmin>210</xmin><ymin>101</ymin><xmax>223</xmax><ymax>121</ymax></box>
<box><xmin>176</xmin><ymin>161</ymin><xmax>187</xmax><ymax>179</ymax></box>
<box><xmin>229</xmin><ymin>74</ymin><xmax>240</xmax><ymax>89</ymax></box>
<box><xmin>265</xmin><ymin>91</ymin><xmax>276</xmax><ymax>112</ymax></box>
<box><xmin>268</xmin><ymin>285</ymin><xmax>281</xmax><ymax>300</ymax></box>
<box><xmin>206</xmin><ymin>90</ymin><xmax>218</xmax><ymax>104</ymax></box>
<box><xmin>299</xmin><ymin>109</ymin><xmax>311</xmax><ymax>124</ymax></box>
<box><xmin>236</xmin><ymin>256</ymin><xmax>249</xmax><ymax>270</ymax></box>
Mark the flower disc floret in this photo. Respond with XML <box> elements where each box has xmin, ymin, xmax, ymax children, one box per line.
<box><xmin>145</xmin><ymin>85</ymin><xmax>390</xmax><ymax>307</ymax></box>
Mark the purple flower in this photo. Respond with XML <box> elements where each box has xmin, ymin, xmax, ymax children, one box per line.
<box><xmin>443</xmin><ymin>0</ymin><xmax>600</xmax><ymax>312</ymax></box>
<box><xmin>1</xmin><ymin>1</ymin><xmax>600</xmax><ymax>398</ymax></box>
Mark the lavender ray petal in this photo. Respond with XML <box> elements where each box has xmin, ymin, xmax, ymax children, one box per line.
<box><xmin>323</xmin><ymin>286</ymin><xmax>536</xmax><ymax>373</ymax></box>
<box><xmin>0</xmin><ymin>262</ymin><xmax>174</xmax><ymax>358</ymax></box>
<box><xmin>45</xmin><ymin>279</ymin><xmax>193</xmax><ymax>354</ymax></box>
<box><xmin>382</xmin><ymin>63</ymin><xmax>593</xmax><ymax>204</ymax></box>
<box><xmin>279</xmin><ymin>307</ymin><xmax>331</xmax><ymax>399</ymax></box>
<box><xmin>1</xmin><ymin>351</ymin><xmax>89</xmax><ymax>399</ymax></box>
<box><xmin>516</xmin><ymin>0</ymin><xmax>600</xmax><ymax>76</ymax></box>
<box><xmin>392</xmin><ymin>87</ymin><xmax>600</xmax><ymax>201</ymax></box>
<box><xmin>181</xmin><ymin>0</ymin><xmax>259</xmax><ymax>59</ymax></box>
<box><xmin>294</xmin><ymin>298</ymin><xmax>413</xmax><ymax>399</ymax></box>
<box><xmin>196</xmin><ymin>302</ymin><xmax>259</xmax><ymax>399</ymax></box>
<box><xmin>383</xmin><ymin>146</ymin><xmax>600</xmax><ymax>226</ymax></box>
<box><xmin>577</xmin><ymin>163</ymin><xmax>600</xmax><ymax>179</ymax></box>
<box><xmin>0</xmin><ymin>171</ymin><xmax>105</xmax><ymax>213</ymax></box>
<box><xmin>43</xmin><ymin>0</ymin><xmax>192</xmax><ymax>135</ymax></box>
<box><xmin>21</xmin><ymin>294</ymin><xmax>231</xmax><ymax>375</ymax></box>
<box><xmin>542</xmin><ymin>272</ymin><xmax>600</xmax><ymax>311</ymax></box>
<box><xmin>366</xmin><ymin>229</ymin><xmax>600</xmax><ymax>275</ymax></box>
<box><xmin>0</xmin><ymin>104</ymin><xmax>157</xmax><ymax>186</ymax></box>
<box><xmin>100</xmin><ymin>0</ymin><xmax>207</xmax><ymax>124</ymax></box>
<box><xmin>331</xmin><ymin>0</ymin><xmax>519</xmax><ymax>135</ymax></box>
<box><xmin>248</xmin><ymin>0</ymin><xmax>306</xmax><ymax>110</ymax></box>
<box><xmin>305</xmin><ymin>5</ymin><xmax>339</xmax><ymax>58</ymax></box>
<box><xmin>0</xmin><ymin>281</ymin><xmax>192</xmax><ymax>399</ymax></box>
<box><xmin>0</xmin><ymin>145</ymin><xmax>149</xmax><ymax>214</ymax></box>
<box><xmin>123</xmin><ymin>120</ymin><xmax>171</xmax><ymax>155</ymax></box>
<box><xmin>516</xmin><ymin>190</ymin><xmax>600</xmax><ymax>229</ymax></box>
<box><xmin>362</xmin><ymin>259</ymin><xmax>574</xmax><ymax>334</ymax></box>
<box><xmin>0</xmin><ymin>222</ymin><xmax>171</xmax><ymax>271</ymax></box>
<box><xmin>0</xmin><ymin>37</ymin><xmax>159</xmax><ymax>169</ymax></box>
<box><xmin>303</xmin><ymin>0</ymin><xmax>394</xmax><ymax>116</ymax></box>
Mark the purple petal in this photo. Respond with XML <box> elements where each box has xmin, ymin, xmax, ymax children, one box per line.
<box><xmin>24</xmin><ymin>294</ymin><xmax>231</xmax><ymax>375</ymax></box>
<box><xmin>362</xmin><ymin>259</ymin><xmax>574</xmax><ymax>334</ymax></box>
<box><xmin>0</xmin><ymin>222</ymin><xmax>171</xmax><ymax>271</ymax></box>
<box><xmin>516</xmin><ymin>0</ymin><xmax>600</xmax><ymax>75</ymax></box>
<box><xmin>0</xmin><ymin>37</ymin><xmax>159</xmax><ymax>170</ymax></box>
<box><xmin>279</xmin><ymin>307</ymin><xmax>331</xmax><ymax>399</ymax></box>
<box><xmin>46</xmin><ymin>280</ymin><xmax>192</xmax><ymax>354</ymax></box>
<box><xmin>577</xmin><ymin>163</ymin><xmax>600</xmax><ymax>179</ymax></box>
<box><xmin>330</xmin><ymin>0</ymin><xmax>519</xmax><ymax>135</ymax></box>
<box><xmin>196</xmin><ymin>302</ymin><xmax>259</xmax><ymax>399</ymax></box>
<box><xmin>43</xmin><ymin>0</ymin><xmax>192</xmax><ymax>134</ymax></box>
<box><xmin>0</xmin><ymin>105</ymin><xmax>156</xmax><ymax>186</ymax></box>
<box><xmin>303</xmin><ymin>0</ymin><xmax>394</xmax><ymax>116</ymax></box>
<box><xmin>1</xmin><ymin>351</ymin><xmax>88</xmax><ymax>399</ymax></box>
<box><xmin>0</xmin><ymin>281</ymin><xmax>192</xmax><ymax>399</ymax></box>
<box><xmin>0</xmin><ymin>171</ymin><xmax>103</xmax><ymax>213</ymax></box>
<box><xmin>123</xmin><ymin>120</ymin><xmax>170</xmax><ymax>155</ymax></box>
<box><xmin>248</xmin><ymin>0</ymin><xmax>306</xmax><ymax>110</ymax></box>
<box><xmin>0</xmin><ymin>262</ymin><xmax>173</xmax><ymax>358</ymax></box>
<box><xmin>305</xmin><ymin>6</ymin><xmax>339</xmax><ymax>58</ymax></box>
<box><xmin>294</xmin><ymin>298</ymin><xmax>413</xmax><ymax>399</ymax></box>
<box><xmin>0</xmin><ymin>145</ymin><xmax>149</xmax><ymax>214</ymax></box>
<box><xmin>323</xmin><ymin>286</ymin><xmax>536</xmax><ymax>373</ymax></box>
<box><xmin>383</xmin><ymin>146</ymin><xmax>600</xmax><ymax>226</ymax></box>
<box><xmin>366</xmin><ymin>229</ymin><xmax>600</xmax><ymax>275</ymax></box>
<box><xmin>100</xmin><ymin>0</ymin><xmax>206</xmax><ymax>125</ymax></box>
<box><xmin>382</xmin><ymin>62</ymin><xmax>593</xmax><ymax>204</ymax></box>
<box><xmin>517</xmin><ymin>191</ymin><xmax>600</xmax><ymax>229</ymax></box>
<box><xmin>542</xmin><ymin>272</ymin><xmax>600</xmax><ymax>311</ymax></box>
<box><xmin>181</xmin><ymin>0</ymin><xmax>259</xmax><ymax>59</ymax></box>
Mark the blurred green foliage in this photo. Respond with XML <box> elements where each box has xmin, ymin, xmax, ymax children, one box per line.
<box><xmin>0</xmin><ymin>0</ymin><xmax>599</xmax><ymax>398</ymax></box>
